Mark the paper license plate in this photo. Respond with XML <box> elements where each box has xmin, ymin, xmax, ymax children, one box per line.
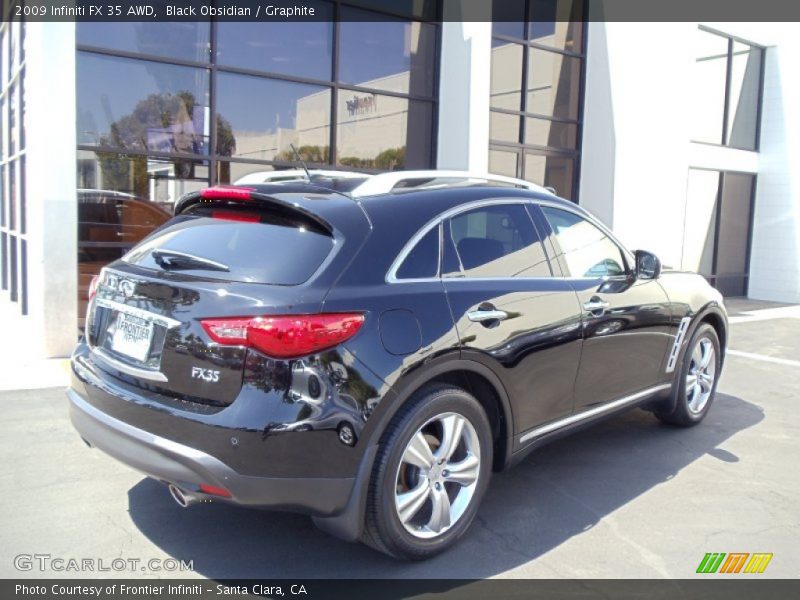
<box><xmin>110</xmin><ymin>312</ymin><xmax>154</xmax><ymax>362</ymax></box>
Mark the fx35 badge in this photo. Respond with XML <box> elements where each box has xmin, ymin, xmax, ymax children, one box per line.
<box><xmin>191</xmin><ymin>367</ymin><xmax>220</xmax><ymax>383</ymax></box>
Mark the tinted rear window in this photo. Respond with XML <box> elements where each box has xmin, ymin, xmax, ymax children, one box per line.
<box><xmin>123</xmin><ymin>209</ymin><xmax>334</xmax><ymax>285</ymax></box>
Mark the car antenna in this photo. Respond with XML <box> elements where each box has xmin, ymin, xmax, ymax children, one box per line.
<box><xmin>290</xmin><ymin>143</ymin><xmax>312</xmax><ymax>183</ymax></box>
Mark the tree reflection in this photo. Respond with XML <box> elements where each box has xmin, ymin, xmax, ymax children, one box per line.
<box><xmin>95</xmin><ymin>91</ymin><xmax>235</xmax><ymax>198</ymax></box>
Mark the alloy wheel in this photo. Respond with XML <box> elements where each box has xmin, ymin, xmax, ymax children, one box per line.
<box><xmin>393</xmin><ymin>412</ymin><xmax>481</xmax><ymax>539</ymax></box>
<box><xmin>686</xmin><ymin>337</ymin><xmax>716</xmax><ymax>414</ymax></box>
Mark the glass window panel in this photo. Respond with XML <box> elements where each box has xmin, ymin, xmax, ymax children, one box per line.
<box><xmin>714</xmin><ymin>275</ymin><xmax>747</xmax><ymax>297</ymax></box>
<box><xmin>336</xmin><ymin>92</ymin><xmax>432</xmax><ymax>170</ymax></box>
<box><xmin>215</xmin><ymin>162</ymin><xmax>292</xmax><ymax>186</ymax></box>
<box><xmin>541</xmin><ymin>207</ymin><xmax>627</xmax><ymax>278</ymax></box>
<box><xmin>77</xmin><ymin>53</ymin><xmax>210</xmax><ymax>153</ymax></box>
<box><xmin>77</xmin><ymin>150</ymin><xmax>207</xmax><ymax>208</ymax></box>
<box><xmin>491</xmin><ymin>40</ymin><xmax>523</xmax><ymax>110</ymax></box>
<box><xmin>727</xmin><ymin>42</ymin><xmax>762</xmax><ymax>150</ymax></box>
<box><xmin>8</xmin><ymin>81</ymin><xmax>16</xmax><ymax>156</ymax></box>
<box><xmin>716</xmin><ymin>173</ymin><xmax>754</xmax><ymax>277</ymax></box>
<box><xmin>77</xmin><ymin>23</ymin><xmax>211</xmax><ymax>63</ymax></box>
<box><xmin>19</xmin><ymin>154</ymin><xmax>25</xmax><ymax>234</ymax></box>
<box><xmin>339</xmin><ymin>9</ymin><xmax>437</xmax><ymax>97</ymax></box>
<box><xmin>0</xmin><ymin>232</ymin><xmax>6</xmax><ymax>290</ymax></box>
<box><xmin>489</xmin><ymin>149</ymin><xmax>519</xmax><ymax>178</ymax></box>
<box><xmin>526</xmin><ymin>48</ymin><xmax>581</xmax><ymax>120</ymax></box>
<box><xmin>524</xmin><ymin>117</ymin><xmax>577</xmax><ymax>149</ymax></box>
<box><xmin>0</xmin><ymin>163</ymin><xmax>4</xmax><ymax>227</ymax></box>
<box><xmin>8</xmin><ymin>154</ymin><xmax>15</xmax><ymax>229</ymax></box>
<box><xmin>490</xmin><ymin>111</ymin><xmax>520</xmax><ymax>144</ymax></box>
<box><xmin>528</xmin><ymin>0</ymin><xmax>584</xmax><ymax>53</ymax></box>
<box><xmin>692</xmin><ymin>30</ymin><xmax>728</xmax><ymax>145</ymax></box>
<box><xmin>449</xmin><ymin>204</ymin><xmax>551</xmax><ymax>278</ymax></box>
<box><xmin>216</xmin><ymin>12</ymin><xmax>333</xmax><ymax>80</ymax></box>
<box><xmin>216</xmin><ymin>72</ymin><xmax>331</xmax><ymax>163</ymax></box>
<box><xmin>492</xmin><ymin>0</ymin><xmax>525</xmax><ymax>39</ymax></box>
<box><xmin>76</xmin><ymin>150</ymin><xmax>207</xmax><ymax>320</ymax></box>
<box><xmin>397</xmin><ymin>226</ymin><xmax>439</xmax><ymax>279</ymax></box>
<box><xmin>524</xmin><ymin>152</ymin><xmax>574</xmax><ymax>199</ymax></box>
<box><xmin>0</xmin><ymin>95</ymin><xmax>5</xmax><ymax>161</ymax></box>
<box><xmin>345</xmin><ymin>0</ymin><xmax>438</xmax><ymax>20</ymax></box>
<box><xmin>1</xmin><ymin>27</ymin><xmax>6</xmax><ymax>85</ymax></box>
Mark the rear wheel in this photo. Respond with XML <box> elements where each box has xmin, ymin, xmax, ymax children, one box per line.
<box><xmin>362</xmin><ymin>386</ymin><xmax>492</xmax><ymax>559</ymax></box>
<box><xmin>656</xmin><ymin>323</ymin><xmax>721</xmax><ymax>426</ymax></box>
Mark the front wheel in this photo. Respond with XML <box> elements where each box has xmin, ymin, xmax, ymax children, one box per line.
<box><xmin>362</xmin><ymin>385</ymin><xmax>493</xmax><ymax>559</ymax></box>
<box><xmin>656</xmin><ymin>323</ymin><xmax>722</xmax><ymax>427</ymax></box>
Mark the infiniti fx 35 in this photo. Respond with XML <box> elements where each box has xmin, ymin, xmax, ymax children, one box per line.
<box><xmin>68</xmin><ymin>171</ymin><xmax>727</xmax><ymax>559</ymax></box>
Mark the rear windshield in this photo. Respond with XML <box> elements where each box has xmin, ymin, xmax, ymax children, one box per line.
<box><xmin>122</xmin><ymin>207</ymin><xmax>334</xmax><ymax>285</ymax></box>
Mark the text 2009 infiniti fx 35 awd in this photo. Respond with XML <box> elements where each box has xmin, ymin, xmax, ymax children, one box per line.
<box><xmin>68</xmin><ymin>171</ymin><xmax>727</xmax><ymax>559</ymax></box>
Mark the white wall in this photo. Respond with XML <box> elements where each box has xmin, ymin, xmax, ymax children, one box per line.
<box><xmin>748</xmin><ymin>36</ymin><xmax>800</xmax><ymax>302</ymax></box>
<box><xmin>581</xmin><ymin>22</ymin><xmax>800</xmax><ymax>302</ymax></box>
<box><xmin>437</xmin><ymin>19</ymin><xmax>492</xmax><ymax>171</ymax></box>
<box><xmin>23</xmin><ymin>23</ymin><xmax>78</xmax><ymax>357</ymax></box>
<box><xmin>580</xmin><ymin>22</ymin><xmax>697</xmax><ymax>269</ymax></box>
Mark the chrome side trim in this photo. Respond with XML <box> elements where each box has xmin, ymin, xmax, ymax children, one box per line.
<box><xmin>385</xmin><ymin>197</ymin><xmax>635</xmax><ymax>284</ymax></box>
<box><xmin>518</xmin><ymin>383</ymin><xmax>672</xmax><ymax>444</ymax></box>
<box><xmin>94</xmin><ymin>298</ymin><xmax>182</xmax><ymax>329</ymax></box>
<box><xmin>666</xmin><ymin>316</ymin><xmax>692</xmax><ymax>373</ymax></box>
<box><xmin>91</xmin><ymin>348</ymin><xmax>169</xmax><ymax>383</ymax></box>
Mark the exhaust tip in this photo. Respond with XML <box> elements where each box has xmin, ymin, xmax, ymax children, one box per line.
<box><xmin>168</xmin><ymin>484</ymin><xmax>196</xmax><ymax>508</ymax></box>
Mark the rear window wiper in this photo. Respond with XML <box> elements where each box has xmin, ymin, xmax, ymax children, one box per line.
<box><xmin>151</xmin><ymin>249</ymin><xmax>230</xmax><ymax>272</ymax></box>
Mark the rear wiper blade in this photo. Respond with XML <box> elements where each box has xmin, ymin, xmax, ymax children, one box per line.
<box><xmin>151</xmin><ymin>249</ymin><xmax>230</xmax><ymax>272</ymax></box>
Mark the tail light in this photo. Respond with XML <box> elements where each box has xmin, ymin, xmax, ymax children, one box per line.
<box><xmin>200</xmin><ymin>313</ymin><xmax>365</xmax><ymax>359</ymax></box>
<box><xmin>88</xmin><ymin>275</ymin><xmax>100</xmax><ymax>301</ymax></box>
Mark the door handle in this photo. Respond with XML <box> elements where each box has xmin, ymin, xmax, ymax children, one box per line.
<box><xmin>467</xmin><ymin>309</ymin><xmax>508</xmax><ymax>323</ymax></box>
<box><xmin>583</xmin><ymin>298</ymin><xmax>610</xmax><ymax>313</ymax></box>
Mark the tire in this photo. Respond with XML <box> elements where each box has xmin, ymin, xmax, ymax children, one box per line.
<box><xmin>656</xmin><ymin>323</ymin><xmax>721</xmax><ymax>427</ymax></box>
<box><xmin>362</xmin><ymin>385</ymin><xmax>493</xmax><ymax>560</ymax></box>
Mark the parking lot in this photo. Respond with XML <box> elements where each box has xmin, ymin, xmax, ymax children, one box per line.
<box><xmin>1</xmin><ymin>299</ymin><xmax>797</xmax><ymax>579</ymax></box>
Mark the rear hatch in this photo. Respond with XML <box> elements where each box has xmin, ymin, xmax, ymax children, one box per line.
<box><xmin>84</xmin><ymin>188</ymin><xmax>365</xmax><ymax>406</ymax></box>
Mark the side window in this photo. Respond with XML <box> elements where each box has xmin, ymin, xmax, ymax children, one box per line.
<box><xmin>541</xmin><ymin>207</ymin><xmax>628</xmax><ymax>278</ymax></box>
<box><xmin>447</xmin><ymin>204</ymin><xmax>552</xmax><ymax>278</ymax></box>
<box><xmin>396</xmin><ymin>225</ymin><xmax>439</xmax><ymax>280</ymax></box>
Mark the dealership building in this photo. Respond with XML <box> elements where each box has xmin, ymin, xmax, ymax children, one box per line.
<box><xmin>1</xmin><ymin>2</ymin><xmax>799</xmax><ymax>359</ymax></box>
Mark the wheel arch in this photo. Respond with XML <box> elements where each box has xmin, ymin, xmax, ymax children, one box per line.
<box><xmin>368</xmin><ymin>359</ymin><xmax>515</xmax><ymax>472</ymax></box>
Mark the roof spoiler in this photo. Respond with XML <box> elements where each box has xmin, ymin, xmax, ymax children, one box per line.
<box><xmin>175</xmin><ymin>186</ymin><xmax>334</xmax><ymax>235</ymax></box>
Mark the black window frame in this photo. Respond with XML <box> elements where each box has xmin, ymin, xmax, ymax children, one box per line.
<box><xmin>489</xmin><ymin>0</ymin><xmax>587</xmax><ymax>202</ymax></box>
<box><xmin>75</xmin><ymin>3</ymin><xmax>441</xmax><ymax>183</ymax></box>
<box><xmin>692</xmin><ymin>26</ymin><xmax>766</xmax><ymax>152</ymax></box>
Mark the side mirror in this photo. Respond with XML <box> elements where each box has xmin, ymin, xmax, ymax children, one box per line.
<box><xmin>634</xmin><ymin>250</ymin><xmax>661</xmax><ymax>280</ymax></box>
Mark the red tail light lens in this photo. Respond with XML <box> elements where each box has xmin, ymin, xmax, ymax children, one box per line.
<box><xmin>200</xmin><ymin>313</ymin><xmax>365</xmax><ymax>359</ymax></box>
<box><xmin>88</xmin><ymin>275</ymin><xmax>100</xmax><ymax>301</ymax></box>
<box><xmin>200</xmin><ymin>186</ymin><xmax>256</xmax><ymax>201</ymax></box>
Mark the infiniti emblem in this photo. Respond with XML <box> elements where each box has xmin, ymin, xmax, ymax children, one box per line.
<box><xmin>119</xmin><ymin>280</ymin><xmax>136</xmax><ymax>297</ymax></box>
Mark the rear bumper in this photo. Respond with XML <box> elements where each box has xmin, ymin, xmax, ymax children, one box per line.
<box><xmin>68</xmin><ymin>388</ymin><xmax>353</xmax><ymax>516</ymax></box>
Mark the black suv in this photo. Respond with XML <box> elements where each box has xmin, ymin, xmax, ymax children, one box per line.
<box><xmin>69</xmin><ymin>171</ymin><xmax>727</xmax><ymax>559</ymax></box>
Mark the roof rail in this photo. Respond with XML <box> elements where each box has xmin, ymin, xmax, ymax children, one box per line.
<box><xmin>349</xmin><ymin>170</ymin><xmax>554</xmax><ymax>198</ymax></box>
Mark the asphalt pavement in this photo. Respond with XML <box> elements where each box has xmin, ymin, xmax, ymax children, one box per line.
<box><xmin>1</xmin><ymin>299</ymin><xmax>797</xmax><ymax>579</ymax></box>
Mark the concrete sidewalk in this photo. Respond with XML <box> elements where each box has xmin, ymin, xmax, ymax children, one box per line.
<box><xmin>0</xmin><ymin>304</ymin><xmax>71</xmax><ymax>391</ymax></box>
